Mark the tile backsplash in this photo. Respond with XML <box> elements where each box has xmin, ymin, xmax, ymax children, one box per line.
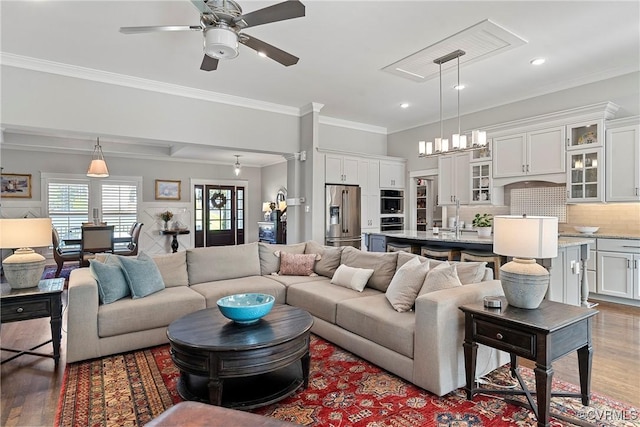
<box><xmin>565</xmin><ymin>203</ymin><xmax>640</xmax><ymax>234</ymax></box>
<box><xmin>510</xmin><ymin>186</ymin><xmax>567</xmax><ymax>222</ymax></box>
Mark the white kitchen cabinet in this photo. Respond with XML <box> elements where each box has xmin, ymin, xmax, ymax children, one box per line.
<box><xmin>325</xmin><ymin>154</ymin><xmax>359</xmax><ymax>185</ymax></box>
<box><xmin>548</xmin><ymin>246</ymin><xmax>582</xmax><ymax>306</ymax></box>
<box><xmin>359</xmin><ymin>159</ymin><xmax>380</xmax><ymax>230</ymax></box>
<box><xmin>379</xmin><ymin>161</ymin><xmax>405</xmax><ymax>189</ymax></box>
<box><xmin>566</xmin><ymin>147</ymin><xmax>604</xmax><ymax>203</ymax></box>
<box><xmin>566</xmin><ymin>120</ymin><xmax>603</xmax><ymax>150</ymax></box>
<box><xmin>493</xmin><ymin>126</ymin><xmax>565</xmax><ymax>178</ymax></box>
<box><xmin>438</xmin><ymin>152</ymin><xmax>469</xmax><ymax>205</ymax></box>
<box><xmin>606</xmin><ymin>123</ymin><xmax>640</xmax><ymax>202</ymax></box>
<box><xmin>469</xmin><ymin>161</ymin><xmax>503</xmax><ymax>205</ymax></box>
<box><xmin>587</xmin><ymin>249</ymin><xmax>597</xmax><ymax>294</ymax></box>
<box><xmin>596</xmin><ymin>238</ymin><xmax>640</xmax><ymax>300</ymax></box>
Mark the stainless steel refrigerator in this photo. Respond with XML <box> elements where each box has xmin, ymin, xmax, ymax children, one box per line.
<box><xmin>325</xmin><ymin>184</ymin><xmax>361</xmax><ymax>248</ymax></box>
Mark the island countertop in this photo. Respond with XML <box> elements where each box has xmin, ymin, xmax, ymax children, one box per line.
<box><xmin>369</xmin><ymin>230</ymin><xmax>594</xmax><ymax>248</ymax></box>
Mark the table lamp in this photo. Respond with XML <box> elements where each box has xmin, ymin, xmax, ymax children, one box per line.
<box><xmin>493</xmin><ymin>215</ymin><xmax>558</xmax><ymax>309</ymax></box>
<box><xmin>0</xmin><ymin>218</ymin><xmax>53</xmax><ymax>289</ymax></box>
<box><xmin>262</xmin><ymin>202</ymin><xmax>272</xmax><ymax>221</ymax></box>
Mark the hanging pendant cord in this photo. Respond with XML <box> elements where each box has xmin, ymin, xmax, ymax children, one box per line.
<box><xmin>439</xmin><ymin>62</ymin><xmax>443</xmax><ymax>141</ymax></box>
<box><xmin>457</xmin><ymin>55</ymin><xmax>461</xmax><ymax>136</ymax></box>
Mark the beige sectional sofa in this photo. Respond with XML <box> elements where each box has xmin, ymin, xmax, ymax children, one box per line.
<box><xmin>67</xmin><ymin>241</ymin><xmax>508</xmax><ymax>396</ymax></box>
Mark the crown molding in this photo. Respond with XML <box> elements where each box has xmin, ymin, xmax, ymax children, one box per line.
<box><xmin>0</xmin><ymin>52</ymin><xmax>300</xmax><ymax>117</ymax></box>
<box><xmin>319</xmin><ymin>116</ymin><xmax>387</xmax><ymax>135</ymax></box>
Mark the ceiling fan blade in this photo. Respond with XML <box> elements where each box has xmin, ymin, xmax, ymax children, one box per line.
<box><xmin>190</xmin><ymin>0</ymin><xmax>209</xmax><ymax>14</ymax></box>
<box><xmin>238</xmin><ymin>0</ymin><xmax>305</xmax><ymax>28</ymax></box>
<box><xmin>119</xmin><ymin>25</ymin><xmax>202</xmax><ymax>34</ymax></box>
<box><xmin>241</xmin><ymin>34</ymin><xmax>299</xmax><ymax>66</ymax></box>
<box><xmin>200</xmin><ymin>55</ymin><xmax>219</xmax><ymax>71</ymax></box>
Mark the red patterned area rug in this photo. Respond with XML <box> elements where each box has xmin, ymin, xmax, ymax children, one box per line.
<box><xmin>55</xmin><ymin>336</ymin><xmax>638</xmax><ymax>427</ymax></box>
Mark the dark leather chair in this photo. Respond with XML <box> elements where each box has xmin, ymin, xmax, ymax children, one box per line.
<box><xmin>52</xmin><ymin>228</ymin><xmax>81</xmax><ymax>278</ymax></box>
<box><xmin>115</xmin><ymin>222</ymin><xmax>143</xmax><ymax>257</ymax></box>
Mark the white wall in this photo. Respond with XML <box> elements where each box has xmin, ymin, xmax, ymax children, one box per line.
<box><xmin>388</xmin><ymin>72</ymin><xmax>640</xmax><ymax>174</ymax></box>
<box><xmin>319</xmin><ymin>123</ymin><xmax>387</xmax><ymax>156</ymax></box>
<box><xmin>261</xmin><ymin>161</ymin><xmax>287</xmax><ymax>204</ymax></box>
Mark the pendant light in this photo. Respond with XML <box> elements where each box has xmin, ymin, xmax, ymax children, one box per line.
<box><xmin>233</xmin><ymin>155</ymin><xmax>241</xmax><ymax>176</ymax></box>
<box><xmin>418</xmin><ymin>49</ymin><xmax>486</xmax><ymax>158</ymax></box>
<box><xmin>87</xmin><ymin>137</ymin><xmax>109</xmax><ymax>178</ymax></box>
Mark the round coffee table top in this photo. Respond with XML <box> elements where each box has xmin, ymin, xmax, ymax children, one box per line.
<box><xmin>167</xmin><ymin>304</ymin><xmax>313</xmax><ymax>351</ymax></box>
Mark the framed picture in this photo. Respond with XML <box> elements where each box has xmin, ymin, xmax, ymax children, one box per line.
<box><xmin>1</xmin><ymin>173</ymin><xmax>32</xmax><ymax>198</ymax></box>
<box><xmin>155</xmin><ymin>179</ymin><xmax>181</xmax><ymax>200</ymax></box>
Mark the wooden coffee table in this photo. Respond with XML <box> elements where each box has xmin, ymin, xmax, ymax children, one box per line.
<box><xmin>167</xmin><ymin>304</ymin><xmax>313</xmax><ymax>409</ymax></box>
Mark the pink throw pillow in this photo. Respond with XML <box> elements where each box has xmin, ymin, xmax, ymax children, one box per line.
<box><xmin>278</xmin><ymin>252</ymin><xmax>318</xmax><ymax>276</ymax></box>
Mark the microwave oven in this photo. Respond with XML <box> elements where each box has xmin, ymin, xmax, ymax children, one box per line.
<box><xmin>380</xmin><ymin>190</ymin><xmax>404</xmax><ymax>214</ymax></box>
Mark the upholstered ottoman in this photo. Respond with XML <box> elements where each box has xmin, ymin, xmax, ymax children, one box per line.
<box><xmin>146</xmin><ymin>402</ymin><xmax>298</xmax><ymax>427</ymax></box>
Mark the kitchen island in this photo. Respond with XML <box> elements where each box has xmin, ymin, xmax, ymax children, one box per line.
<box><xmin>366</xmin><ymin>230</ymin><xmax>596</xmax><ymax>307</ymax></box>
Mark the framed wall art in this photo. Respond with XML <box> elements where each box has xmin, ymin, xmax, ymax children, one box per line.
<box><xmin>1</xmin><ymin>173</ymin><xmax>32</xmax><ymax>198</ymax></box>
<box><xmin>155</xmin><ymin>179</ymin><xmax>181</xmax><ymax>200</ymax></box>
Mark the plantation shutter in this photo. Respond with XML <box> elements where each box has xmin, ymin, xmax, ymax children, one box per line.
<box><xmin>101</xmin><ymin>183</ymin><xmax>138</xmax><ymax>234</ymax></box>
<box><xmin>47</xmin><ymin>182</ymin><xmax>90</xmax><ymax>235</ymax></box>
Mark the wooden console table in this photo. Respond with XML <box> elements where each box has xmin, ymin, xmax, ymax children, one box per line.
<box><xmin>160</xmin><ymin>229</ymin><xmax>190</xmax><ymax>253</ymax></box>
<box><xmin>460</xmin><ymin>298</ymin><xmax>598</xmax><ymax>427</ymax></box>
<box><xmin>1</xmin><ymin>278</ymin><xmax>64</xmax><ymax>365</ymax></box>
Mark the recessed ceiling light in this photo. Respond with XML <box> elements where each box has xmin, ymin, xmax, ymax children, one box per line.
<box><xmin>453</xmin><ymin>84</ymin><xmax>465</xmax><ymax>90</ymax></box>
<box><xmin>257</xmin><ymin>51</ymin><xmax>267</xmax><ymax>58</ymax></box>
<box><xmin>400</xmin><ymin>103</ymin><xmax>410</xmax><ymax>109</ymax></box>
<box><xmin>530</xmin><ymin>58</ymin><xmax>546</xmax><ymax>66</ymax></box>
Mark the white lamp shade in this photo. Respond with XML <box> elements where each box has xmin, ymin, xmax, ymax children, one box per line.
<box><xmin>493</xmin><ymin>215</ymin><xmax>558</xmax><ymax>259</ymax></box>
<box><xmin>0</xmin><ymin>218</ymin><xmax>52</xmax><ymax>249</ymax></box>
<box><xmin>204</xmin><ymin>27</ymin><xmax>239</xmax><ymax>59</ymax></box>
<box><xmin>278</xmin><ymin>201</ymin><xmax>287</xmax><ymax>211</ymax></box>
<box><xmin>87</xmin><ymin>159</ymin><xmax>109</xmax><ymax>177</ymax></box>
<box><xmin>418</xmin><ymin>141</ymin><xmax>426</xmax><ymax>156</ymax></box>
<box><xmin>262</xmin><ymin>202</ymin><xmax>272</xmax><ymax>212</ymax></box>
<box><xmin>452</xmin><ymin>134</ymin><xmax>460</xmax><ymax>149</ymax></box>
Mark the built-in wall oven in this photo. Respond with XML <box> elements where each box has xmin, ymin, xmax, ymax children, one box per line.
<box><xmin>380</xmin><ymin>189</ymin><xmax>404</xmax><ymax>214</ymax></box>
<box><xmin>380</xmin><ymin>216</ymin><xmax>404</xmax><ymax>231</ymax></box>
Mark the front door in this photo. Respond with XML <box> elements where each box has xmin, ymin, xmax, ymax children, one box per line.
<box><xmin>194</xmin><ymin>184</ymin><xmax>245</xmax><ymax>247</ymax></box>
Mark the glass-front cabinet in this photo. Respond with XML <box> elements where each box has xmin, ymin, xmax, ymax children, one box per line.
<box><xmin>566</xmin><ymin>120</ymin><xmax>603</xmax><ymax>150</ymax></box>
<box><xmin>566</xmin><ymin>148</ymin><xmax>604</xmax><ymax>203</ymax></box>
<box><xmin>470</xmin><ymin>161</ymin><xmax>492</xmax><ymax>204</ymax></box>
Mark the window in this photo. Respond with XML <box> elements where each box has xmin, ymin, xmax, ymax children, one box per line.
<box><xmin>44</xmin><ymin>174</ymin><xmax>141</xmax><ymax>238</ymax></box>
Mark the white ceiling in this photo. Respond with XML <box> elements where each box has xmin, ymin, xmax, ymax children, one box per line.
<box><xmin>1</xmin><ymin>0</ymin><xmax>639</xmax><ymax>166</ymax></box>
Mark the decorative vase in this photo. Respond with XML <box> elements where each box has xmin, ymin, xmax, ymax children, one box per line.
<box><xmin>163</xmin><ymin>221</ymin><xmax>169</xmax><ymax>230</ymax></box>
<box><xmin>477</xmin><ymin>227</ymin><xmax>492</xmax><ymax>238</ymax></box>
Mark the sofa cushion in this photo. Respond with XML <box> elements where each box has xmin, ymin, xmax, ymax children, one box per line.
<box><xmin>264</xmin><ymin>274</ymin><xmax>327</xmax><ymax>288</ymax></box>
<box><xmin>118</xmin><ymin>252</ymin><xmax>166</xmax><ymax>299</ymax></box>
<box><xmin>97</xmin><ymin>287</ymin><xmax>205</xmax><ymax>338</ymax></box>
<box><xmin>340</xmin><ymin>246</ymin><xmax>398</xmax><ymax>292</ymax></box>
<box><xmin>454</xmin><ymin>261</ymin><xmax>488</xmax><ymax>285</ymax></box>
<box><xmin>336</xmin><ymin>294</ymin><xmax>415</xmax><ymax>358</ymax></box>
<box><xmin>189</xmin><ymin>276</ymin><xmax>287</xmax><ymax>307</ymax></box>
<box><xmin>89</xmin><ymin>258</ymin><xmax>130</xmax><ymax>304</ymax></box>
<box><xmin>304</xmin><ymin>241</ymin><xmax>343</xmax><ymax>278</ymax></box>
<box><xmin>258</xmin><ymin>242</ymin><xmax>306</xmax><ymax>275</ymax></box>
<box><xmin>152</xmin><ymin>251</ymin><xmax>189</xmax><ymax>287</ymax></box>
<box><xmin>278</xmin><ymin>252</ymin><xmax>318</xmax><ymax>276</ymax></box>
<box><xmin>385</xmin><ymin>257</ymin><xmax>431</xmax><ymax>312</ymax></box>
<box><xmin>331</xmin><ymin>264</ymin><xmax>374</xmax><ymax>292</ymax></box>
<box><xmin>286</xmin><ymin>279</ymin><xmax>380</xmax><ymax>324</ymax></box>
<box><xmin>187</xmin><ymin>243</ymin><xmax>261</xmax><ymax>284</ymax></box>
<box><xmin>418</xmin><ymin>263</ymin><xmax>462</xmax><ymax>296</ymax></box>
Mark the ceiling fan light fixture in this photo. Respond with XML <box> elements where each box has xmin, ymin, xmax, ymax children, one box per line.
<box><xmin>204</xmin><ymin>27</ymin><xmax>239</xmax><ymax>60</ymax></box>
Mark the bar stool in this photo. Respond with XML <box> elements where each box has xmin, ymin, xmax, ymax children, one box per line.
<box><xmin>460</xmin><ymin>250</ymin><xmax>504</xmax><ymax>279</ymax></box>
<box><xmin>386</xmin><ymin>243</ymin><xmax>419</xmax><ymax>254</ymax></box>
<box><xmin>420</xmin><ymin>246</ymin><xmax>460</xmax><ymax>261</ymax></box>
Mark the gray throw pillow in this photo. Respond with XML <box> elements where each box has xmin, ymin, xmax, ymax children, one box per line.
<box><xmin>305</xmin><ymin>240</ymin><xmax>343</xmax><ymax>278</ymax></box>
<box><xmin>118</xmin><ymin>252</ymin><xmax>166</xmax><ymax>299</ymax></box>
<box><xmin>418</xmin><ymin>263</ymin><xmax>462</xmax><ymax>296</ymax></box>
<box><xmin>89</xmin><ymin>258</ymin><xmax>130</xmax><ymax>304</ymax></box>
<box><xmin>385</xmin><ymin>257</ymin><xmax>431</xmax><ymax>312</ymax></box>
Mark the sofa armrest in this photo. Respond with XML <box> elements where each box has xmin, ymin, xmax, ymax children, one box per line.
<box><xmin>412</xmin><ymin>280</ymin><xmax>505</xmax><ymax>396</ymax></box>
<box><xmin>66</xmin><ymin>267</ymin><xmax>102</xmax><ymax>363</ymax></box>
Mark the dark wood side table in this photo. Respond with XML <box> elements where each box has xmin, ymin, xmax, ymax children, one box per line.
<box><xmin>167</xmin><ymin>304</ymin><xmax>313</xmax><ymax>409</ymax></box>
<box><xmin>1</xmin><ymin>278</ymin><xmax>65</xmax><ymax>365</ymax></box>
<box><xmin>160</xmin><ymin>229</ymin><xmax>190</xmax><ymax>253</ymax></box>
<box><xmin>460</xmin><ymin>298</ymin><xmax>598</xmax><ymax>427</ymax></box>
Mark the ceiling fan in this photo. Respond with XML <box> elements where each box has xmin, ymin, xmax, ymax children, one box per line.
<box><xmin>120</xmin><ymin>0</ymin><xmax>305</xmax><ymax>71</ymax></box>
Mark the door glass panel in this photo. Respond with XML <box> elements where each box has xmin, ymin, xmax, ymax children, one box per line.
<box><xmin>571</xmin><ymin>170</ymin><xmax>584</xmax><ymax>183</ymax></box>
<box><xmin>571</xmin><ymin>154</ymin><xmax>584</xmax><ymax>169</ymax></box>
<box><xmin>585</xmin><ymin>168</ymin><xmax>598</xmax><ymax>182</ymax></box>
<box><xmin>585</xmin><ymin>184</ymin><xmax>598</xmax><ymax>198</ymax></box>
<box><xmin>570</xmin><ymin>124</ymin><xmax>598</xmax><ymax>147</ymax></box>
<box><xmin>572</xmin><ymin>184</ymin><xmax>583</xmax><ymax>198</ymax></box>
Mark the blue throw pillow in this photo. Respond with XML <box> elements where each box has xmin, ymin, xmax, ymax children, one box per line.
<box><xmin>117</xmin><ymin>252</ymin><xmax>165</xmax><ymax>299</ymax></box>
<box><xmin>89</xmin><ymin>258</ymin><xmax>130</xmax><ymax>304</ymax></box>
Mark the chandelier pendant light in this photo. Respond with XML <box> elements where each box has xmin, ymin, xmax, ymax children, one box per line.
<box><xmin>418</xmin><ymin>49</ymin><xmax>487</xmax><ymax>158</ymax></box>
<box><xmin>233</xmin><ymin>155</ymin><xmax>241</xmax><ymax>176</ymax></box>
<box><xmin>87</xmin><ymin>137</ymin><xmax>109</xmax><ymax>178</ymax></box>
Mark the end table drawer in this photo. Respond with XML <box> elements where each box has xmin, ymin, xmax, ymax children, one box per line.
<box><xmin>475</xmin><ymin>319</ymin><xmax>536</xmax><ymax>359</ymax></box>
<box><xmin>1</xmin><ymin>300</ymin><xmax>51</xmax><ymax>321</ymax></box>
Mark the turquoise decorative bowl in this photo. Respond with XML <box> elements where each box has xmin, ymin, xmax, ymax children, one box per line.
<box><xmin>216</xmin><ymin>293</ymin><xmax>275</xmax><ymax>324</ymax></box>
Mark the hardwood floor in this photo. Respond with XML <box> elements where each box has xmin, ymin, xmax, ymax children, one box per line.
<box><xmin>1</xmin><ymin>294</ymin><xmax>638</xmax><ymax>427</ymax></box>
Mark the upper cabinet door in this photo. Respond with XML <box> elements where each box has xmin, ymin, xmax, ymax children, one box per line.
<box><xmin>379</xmin><ymin>161</ymin><xmax>405</xmax><ymax>189</ymax></box>
<box><xmin>606</xmin><ymin>124</ymin><xmax>640</xmax><ymax>202</ymax></box>
<box><xmin>342</xmin><ymin>157</ymin><xmax>360</xmax><ymax>185</ymax></box>
<box><xmin>325</xmin><ymin>154</ymin><xmax>359</xmax><ymax>185</ymax></box>
<box><xmin>567</xmin><ymin>120</ymin><xmax>603</xmax><ymax>150</ymax></box>
<box><xmin>492</xmin><ymin>133</ymin><xmax>526</xmax><ymax>178</ymax></box>
<box><xmin>527</xmin><ymin>126</ymin><xmax>565</xmax><ymax>175</ymax></box>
